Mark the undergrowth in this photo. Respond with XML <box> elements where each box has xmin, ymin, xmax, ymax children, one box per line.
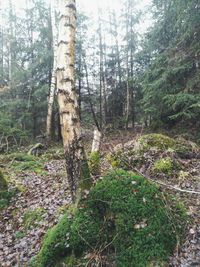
<box><xmin>31</xmin><ymin>170</ymin><xmax>187</xmax><ymax>267</ymax></box>
<box><xmin>0</xmin><ymin>169</ymin><xmax>15</xmax><ymax>210</ymax></box>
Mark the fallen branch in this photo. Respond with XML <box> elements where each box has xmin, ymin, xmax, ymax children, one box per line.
<box><xmin>134</xmin><ymin>168</ymin><xmax>200</xmax><ymax>195</ymax></box>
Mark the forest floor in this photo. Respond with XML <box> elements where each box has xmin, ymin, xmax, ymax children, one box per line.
<box><xmin>0</xmin><ymin>159</ymin><xmax>71</xmax><ymax>266</ymax></box>
<box><xmin>0</xmin><ymin>129</ymin><xmax>200</xmax><ymax>266</ymax></box>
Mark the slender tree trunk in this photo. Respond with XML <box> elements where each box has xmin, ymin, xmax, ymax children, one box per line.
<box><xmin>125</xmin><ymin>2</ymin><xmax>131</xmax><ymax>129</ymax></box>
<box><xmin>113</xmin><ymin>11</ymin><xmax>122</xmax><ymax>86</ymax></box>
<box><xmin>84</xmin><ymin>59</ymin><xmax>102</xmax><ymax>155</ymax></box>
<box><xmin>130</xmin><ymin>6</ymin><xmax>135</xmax><ymax>128</ymax></box>
<box><xmin>57</xmin><ymin>0</ymin><xmax>91</xmax><ymax>202</ymax></box>
<box><xmin>98</xmin><ymin>19</ymin><xmax>108</xmax><ymax>126</ymax></box>
<box><xmin>91</xmin><ymin>128</ymin><xmax>101</xmax><ymax>153</ymax></box>
<box><xmin>78</xmin><ymin>66</ymin><xmax>82</xmax><ymax>120</ymax></box>
<box><xmin>1</xmin><ymin>25</ymin><xmax>3</xmax><ymax>82</ymax></box>
<box><xmin>84</xmin><ymin>60</ymin><xmax>100</xmax><ymax>132</ymax></box>
<box><xmin>8</xmin><ymin>0</ymin><xmax>13</xmax><ymax>91</ymax></box>
<box><xmin>46</xmin><ymin>0</ymin><xmax>58</xmax><ymax>142</ymax></box>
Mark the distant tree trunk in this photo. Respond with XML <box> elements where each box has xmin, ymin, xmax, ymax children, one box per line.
<box><xmin>113</xmin><ymin>11</ymin><xmax>122</xmax><ymax>87</ymax></box>
<box><xmin>0</xmin><ymin>24</ymin><xmax>4</xmax><ymax>82</ymax></box>
<box><xmin>125</xmin><ymin>41</ymin><xmax>130</xmax><ymax>129</ymax></box>
<box><xmin>84</xmin><ymin>60</ymin><xmax>102</xmax><ymax>153</ymax></box>
<box><xmin>8</xmin><ymin>0</ymin><xmax>13</xmax><ymax>91</ymax></box>
<box><xmin>125</xmin><ymin>2</ymin><xmax>131</xmax><ymax>129</ymax></box>
<box><xmin>130</xmin><ymin>7</ymin><xmax>135</xmax><ymax>128</ymax></box>
<box><xmin>57</xmin><ymin>0</ymin><xmax>91</xmax><ymax>202</ymax></box>
<box><xmin>98</xmin><ymin>19</ymin><xmax>108</xmax><ymax>126</ymax></box>
<box><xmin>84</xmin><ymin>60</ymin><xmax>100</xmax><ymax>132</ymax></box>
<box><xmin>91</xmin><ymin>128</ymin><xmax>101</xmax><ymax>153</ymax></box>
<box><xmin>46</xmin><ymin>0</ymin><xmax>57</xmax><ymax>143</ymax></box>
<box><xmin>57</xmin><ymin>110</ymin><xmax>62</xmax><ymax>141</ymax></box>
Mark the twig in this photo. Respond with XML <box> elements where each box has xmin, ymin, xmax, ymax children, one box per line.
<box><xmin>99</xmin><ymin>233</ymin><xmax>118</xmax><ymax>253</ymax></box>
<box><xmin>134</xmin><ymin>168</ymin><xmax>200</xmax><ymax>195</ymax></box>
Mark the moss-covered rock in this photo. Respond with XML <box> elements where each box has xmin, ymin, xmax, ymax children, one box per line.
<box><xmin>139</xmin><ymin>134</ymin><xmax>177</xmax><ymax>151</ymax></box>
<box><xmin>31</xmin><ymin>170</ymin><xmax>187</xmax><ymax>267</ymax></box>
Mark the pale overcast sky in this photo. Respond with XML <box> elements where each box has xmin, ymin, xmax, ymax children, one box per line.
<box><xmin>1</xmin><ymin>0</ymin><xmax>152</xmax><ymax>18</ymax></box>
<box><xmin>0</xmin><ymin>0</ymin><xmax>152</xmax><ymax>33</ymax></box>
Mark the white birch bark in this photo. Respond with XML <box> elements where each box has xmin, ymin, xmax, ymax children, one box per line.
<box><xmin>91</xmin><ymin>128</ymin><xmax>101</xmax><ymax>153</ymax></box>
<box><xmin>46</xmin><ymin>0</ymin><xmax>58</xmax><ymax>141</ymax></box>
<box><xmin>57</xmin><ymin>0</ymin><xmax>91</xmax><ymax>201</ymax></box>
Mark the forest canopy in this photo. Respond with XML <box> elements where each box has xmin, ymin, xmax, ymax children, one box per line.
<box><xmin>0</xmin><ymin>0</ymin><xmax>199</xmax><ymax>149</ymax></box>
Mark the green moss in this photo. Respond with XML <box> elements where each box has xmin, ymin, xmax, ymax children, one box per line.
<box><xmin>22</xmin><ymin>208</ymin><xmax>45</xmax><ymax>230</ymax></box>
<box><xmin>139</xmin><ymin>134</ymin><xmax>177</xmax><ymax>151</ymax></box>
<box><xmin>0</xmin><ymin>190</ymin><xmax>15</xmax><ymax>210</ymax></box>
<box><xmin>153</xmin><ymin>157</ymin><xmax>174</xmax><ymax>175</ymax></box>
<box><xmin>107</xmin><ymin>133</ymin><xmax>198</xmax><ymax>173</ymax></box>
<box><xmin>89</xmin><ymin>151</ymin><xmax>101</xmax><ymax>175</ymax></box>
<box><xmin>0</xmin><ymin>152</ymin><xmax>47</xmax><ymax>175</ymax></box>
<box><xmin>42</xmin><ymin>147</ymin><xmax>64</xmax><ymax>161</ymax></box>
<box><xmin>106</xmin><ymin>152</ymin><xmax>123</xmax><ymax>169</ymax></box>
<box><xmin>32</xmin><ymin>170</ymin><xmax>187</xmax><ymax>267</ymax></box>
<box><xmin>15</xmin><ymin>231</ymin><xmax>25</xmax><ymax>239</ymax></box>
<box><xmin>0</xmin><ymin>169</ymin><xmax>15</xmax><ymax>210</ymax></box>
<box><xmin>0</xmin><ymin>169</ymin><xmax>7</xmax><ymax>190</ymax></box>
<box><xmin>12</xmin><ymin>153</ymin><xmax>36</xmax><ymax>162</ymax></box>
<box><xmin>10</xmin><ymin>155</ymin><xmax>47</xmax><ymax>175</ymax></box>
<box><xmin>12</xmin><ymin>160</ymin><xmax>45</xmax><ymax>174</ymax></box>
<box><xmin>79</xmin><ymin>152</ymin><xmax>92</xmax><ymax>191</ymax></box>
<box><xmin>30</xmin><ymin>213</ymin><xmax>79</xmax><ymax>267</ymax></box>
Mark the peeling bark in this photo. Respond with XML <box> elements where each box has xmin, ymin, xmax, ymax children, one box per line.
<box><xmin>57</xmin><ymin>0</ymin><xmax>91</xmax><ymax>201</ymax></box>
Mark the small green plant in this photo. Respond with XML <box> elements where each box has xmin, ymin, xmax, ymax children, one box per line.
<box><xmin>0</xmin><ymin>170</ymin><xmax>15</xmax><ymax>210</ymax></box>
<box><xmin>89</xmin><ymin>151</ymin><xmax>101</xmax><ymax>175</ymax></box>
<box><xmin>153</xmin><ymin>157</ymin><xmax>174</xmax><ymax>175</ymax></box>
<box><xmin>22</xmin><ymin>208</ymin><xmax>45</xmax><ymax>230</ymax></box>
<box><xmin>0</xmin><ymin>191</ymin><xmax>15</xmax><ymax>210</ymax></box>
<box><xmin>0</xmin><ymin>169</ymin><xmax>8</xmax><ymax>190</ymax></box>
<box><xmin>31</xmin><ymin>170</ymin><xmax>187</xmax><ymax>267</ymax></box>
<box><xmin>15</xmin><ymin>231</ymin><xmax>25</xmax><ymax>239</ymax></box>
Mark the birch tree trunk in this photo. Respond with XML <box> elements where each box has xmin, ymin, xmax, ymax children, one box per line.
<box><xmin>91</xmin><ymin>128</ymin><xmax>101</xmax><ymax>153</ymax></box>
<box><xmin>57</xmin><ymin>0</ymin><xmax>91</xmax><ymax>201</ymax></box>
<box><xmin>46</xmin><ymin>0</ymin><xmax>58</xmax><ymax>142</ymax></box>
<box><xmin>125</xmin><ymin>2</ymin><xmax>131</xmax><ymax>129</ymax></box>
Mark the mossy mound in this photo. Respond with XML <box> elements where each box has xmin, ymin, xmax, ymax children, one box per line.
<box><xmin>139</xmin><ymin>134</ymin><xmax>177</xmax><ymax>151</ymax></box>
<box><xmin>1</xmin><ymin>152</ymin><xmax>47</xmax><ymax>175</ymax></box>
<box><xmin>31</xmin><ymin>170</ymin><xmax>187</xmax><ymax>267</ymax></box>
<box><xmin>42</xmin><ymin>147</ymin><xmax>64</xmax><ymax>161</ymax></box>
<box><xmin>107</xmin><ymin>133</ymin><xmax>199</xmax><ymax>178</ymax></box>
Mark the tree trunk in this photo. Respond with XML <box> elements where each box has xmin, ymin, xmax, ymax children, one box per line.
<box><xmin>84</xmin><ymin>60</ymin><xmax>100</xmax><ymax>132</ymax></box>
<box><xmin>46</xmin><ymin>0</ymin><xmax>58</xmax><ymax>143</ymax></box>
<box><xmin>57</xmin><ymin>0</ymin><xmax>91</xmax><ymax>202</ymax></box>
<box><xmin>8</xmin><ymin>0</ymin><xmax>13</xmax><ymax>91</ymax></box>
<box><xmin>91</xmin><ymin>128</ymin><xmax>101</xmax><ymax>153</ymax></box>
<box><xmin>125</xmin><ymin>2</ymin><xmax>131</xmax><ymax>129</ymax></box>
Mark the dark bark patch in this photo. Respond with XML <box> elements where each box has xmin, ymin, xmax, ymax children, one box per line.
<box><xmin>65</xmin><ymin>3</ymin><xmax>76</xmax><ymax>11</ymax></box>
